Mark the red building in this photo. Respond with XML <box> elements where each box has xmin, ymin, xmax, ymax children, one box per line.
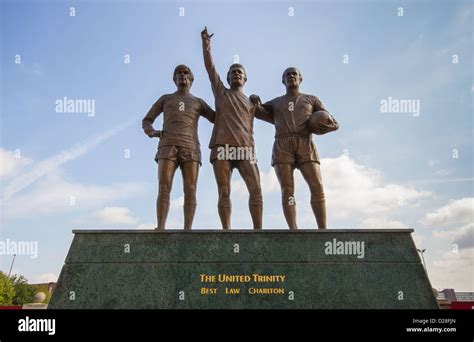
<box><xmin>437</xmin><ymin>289</ymin><xmax>474</xmax><ymax>310</ymax></box>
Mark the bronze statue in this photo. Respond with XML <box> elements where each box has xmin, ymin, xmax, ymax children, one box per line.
<box><xmin>201</xmin><ymin>27</ymin><xmax>266</xmax><ymax>230</ymax></box>
<box><xmin>142</xmin><ymin>65</ymin><xmax>215</xmax><ymax>230</ymax></box>
<box><xmin>251</xmin><ymin>67</ymin><xmax>338</xmax><ymax>229</ymax></box>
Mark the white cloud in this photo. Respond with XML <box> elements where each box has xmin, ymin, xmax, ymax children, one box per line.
<box><xmin>322</xmin><ymin>155</ymin><xmax>430</xmax><ymax>219</ymax></box>
<box><xmin>230</xmin><ymin>155</ymin><xmax>430</xmax><ymax>228</ymax></box>
<box><xmin>29</xmin><ymin>273</ymin><xmax>58</xmax><ymax>284</ymax></box>
<box><xmin>1</xmin><ymin>171</ymin><xmax>146</xmax><ymax>218</ymax></box>
<box><xmin>135</xmin><ymin>223</ymin><xmax>156</xmax><ymax>230</ymax></box>
<box><xmin>422</xmin><ymin>198</ymin><xmax>474</xmax><ymax>226</ymax></box>
<box><xmin>2</xmin><ymin>121</ymin><xmax>132</xmax><ymax>200</ymax></box>
<box><xmin>159</xmin><ymin>217</ymin><xmax>181</xmax><ymax>229</ymax></box>
<box><xmin>235</xmin><ymin>156</ymin><xmax>431</xmax><ymax>220</ymax></box>
<box><xmin>170</xmin><ymin>196</ymin><xmax>184</xmax><ymax>209</ymax></box>
<box><xmin>260</xmin><ymin>168</ymin><xmax>279</xmax><ymax>194</ymax></box>
<box><xmin>453</xmin><ymin>224</ymin><xmax>474</xmax><ymax>249</ymax></box>
<box><xmin>0</xmin><ymin>149</ymin><xmax>33</xmax><ymax>179</ymax></box>
<box><xmin>358</xmin><ymin>218</ymin><xmax>409</xmax><ymax>229</ymax></box>
<box><xmin>95</xmin><ymin>207</ymin><xmax>138</xmax><ymax>226</ymax></box>
<box><xmin>408</xmin><ymin>177</ymin><xmax>474</xmax><ymax>185</ymax></box>
<box><xmin>429</xmin><ymin>248</ymin><xmax>474</xmax><ymax>292</ymax></box>
<box><xmin>411</xmin><ymin>232</ymin><xmax>426</xmax><ymax>250</ymax></box>
<box><xmin>232</xmin><ymin>167</ymin><xmax>279</xmax><ymax>197</ymax></box>
<box><xmin>433</xmin><ymin>223</ymin><xmax>474</xmax><ymax>250</ymax></box>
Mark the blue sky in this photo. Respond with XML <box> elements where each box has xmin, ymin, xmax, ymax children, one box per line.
<box><xmin>0</xmin><ymin>0</ymin><xmax>472</xmax><ymax>291</ymax></box>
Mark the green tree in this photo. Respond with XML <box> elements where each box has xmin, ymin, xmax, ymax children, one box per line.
<box><xmin>11</xmin><ymin>274</ymin><xmax>35</xmax><ymax>305</ymax></box>
<box><xmin>0</xmin><ymin>271</ymin><xmax>15</xmax><ymax>305</ymax></box>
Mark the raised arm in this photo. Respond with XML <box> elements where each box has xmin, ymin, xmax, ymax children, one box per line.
<box><xmin>201</xmin><ymin>26</ymin><xmax>224</xmax><ymax>94</ymax></box>
<box><xmin>142</xmin><ymin>96</ymin><xmax>165</xmax><ymax>138</ymax></box>
<box><xmin>250</xmin><ymin>95</ymin><xmax>274</xmax><ymax>124</ymax></box>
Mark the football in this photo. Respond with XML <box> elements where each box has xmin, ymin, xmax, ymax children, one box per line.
<box><xmin>307</xmin><ymin>110</ymin><xmax>339</xmax><ymax>135</ymax></box>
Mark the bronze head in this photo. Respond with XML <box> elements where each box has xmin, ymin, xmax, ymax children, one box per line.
<box><xmin>173</xmin><ymin>64</ymin><xmax>194</xmax><ymax>89</ymax></box>
<box><xmin>282</xmin><ymin>67</ymin><xmax>303</xmax><ymax>89</ymax></box>
<box><xmin>226</xmin><ymin>63</ymin><xmax>247</xmax><ymax>87</ymax></box>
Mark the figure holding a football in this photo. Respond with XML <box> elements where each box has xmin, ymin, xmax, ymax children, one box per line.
<box><xmin>250</xmin><ymin>67</ymin><xmax>338</xmax><ymax>229</ymax></box>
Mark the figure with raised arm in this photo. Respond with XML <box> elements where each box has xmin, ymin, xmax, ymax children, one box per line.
<box><xmin>201</xmin><ymin>27</ymin><xmax>265</xmax><ymax>230</ymax></box>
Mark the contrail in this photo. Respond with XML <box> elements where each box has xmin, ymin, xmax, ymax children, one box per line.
<box><xmin>2</xmin><ymin>120</ymin><xmax>134</xmax><ymax>200</ymax></box>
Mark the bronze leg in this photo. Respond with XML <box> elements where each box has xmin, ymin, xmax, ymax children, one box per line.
<box><xmin>181</xmin><ymin>161</ymin><xmax>199</xmax><ymax>230</ymax></box>
<box><xmin>156</xmin><ymin>159</ymin><xmax>178</xmax><ymax>230</ymax></box>
<box><xmin>299</xmin><ymin>162</ymin><xmax>326</xmax><ymax>229</ymax></box>
<box><xmin>213</xmin><ymin>160</ymin><xmax>233</xmax><ymax>229</ymax></box>
<box><xmin>236</xmin><ymin>161</ymin><xmax>263</xmax><ymax>230</ymax></box>
<box><xmin>274</xmin><ymin>163</ymin><xmax>298</xmax><ymax>229</ymax></box>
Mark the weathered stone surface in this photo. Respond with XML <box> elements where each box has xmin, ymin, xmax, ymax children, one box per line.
<box><xmin>49</xmin><ymin>229</ymin><xmax>438</xmax><ymax>309</ymax></box>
